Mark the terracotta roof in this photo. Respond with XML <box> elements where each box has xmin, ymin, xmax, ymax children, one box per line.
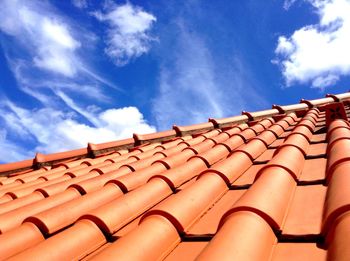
<box><xmin>1</xmin><ymin>92</ymin><xmax>350</xmax><ymax>260</ymax></box>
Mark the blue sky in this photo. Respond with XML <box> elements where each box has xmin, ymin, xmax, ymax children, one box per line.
<box><xmin>1</xmin><ymin>0</ymin><xmax>350</xmax><ymax>163</ymax></box>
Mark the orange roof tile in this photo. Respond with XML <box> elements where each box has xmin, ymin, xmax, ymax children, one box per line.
<box><xmin>1</xmin><ymin>92</ymin><xmax>350</xmax><ymax>260</ymax></box>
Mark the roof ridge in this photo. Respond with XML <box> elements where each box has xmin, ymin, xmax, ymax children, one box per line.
<box><xmin>1</xmin><ymin>92</ymin><xmax>349</xmax><ymax>176</ymax></box>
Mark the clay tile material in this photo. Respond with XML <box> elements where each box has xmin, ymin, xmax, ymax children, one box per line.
<box><xmin>251</xmin><ymin>130</ymin><xmax>276</xmax><ymax>146</ymax></box>
<box><xmin>7</xmin><ymin>219</ymin><xmax>107</xmax><ymax>261</ymax></box>
<box><xmin>235</xmin><ymin>128</ymin><xmax>257</xmax><ymax>141</ymax></box>
<box><xmin>88</xmin><ymin>138</ymin><xmax>134</xmax><ymax>157</ymax></box>
<box><xmin>149</xmin><ymin>157</ymin><xmax>208</xmax><ymax>190</ymax></box>
<box><xmin>0</xmin><ymin>158</ymin><xmax>35</xmax><ymax>176</ymax></box>
<box><xmin>257</xmin><ymin>146</ymin><xmax>305</xmax><ymax>181</ymax></box>
<box><xmin>0</xmin><ymin>192</ymin><xmax>45</xmax><ymax>215</ymax></box>
<box><xmin>184</xmin><ymin>139</ymin><xmax>216</xmax><ymax>155</ymax></box>
<box><xmin>282</xmin><ymin>185</ymin><xmax>327</xmax><ymax>237</ymax></box>
<box><xmin>278</xmin><ymin>133</ymin><xmax>310</xmax><ymax>156</ymax></box>
<box><xmin>225</xmin><ymin>167</ymin><xmax>296</xmax><ymax>232</ymax></box>
<box><xmin>333</xmin><ymin>92</ymin><xmax>350</xmax><ymax>101</ymax></box>
<box><xmin>121</xmin><ymin>153</ymin><xmax>165</xmax><ymax>172</ymax></box>
<box><xmin>271</xmin><ymin>243</ymin><xmax>327</xmax><ymax>261</ymax></box>
<box><xmin>327</xmin><ymin>125</ymin><xmax>350</xmax><ymax>148</ymax></box>
<box><xmin>0</xmin><ymin>188</ymin><xmax>81</xmax><ymax>233</ymax></box>
<box><xmin>292</xmin><ymin>125</ymin><xmax>314</xmax><ymax>141</ymax></box>
<box><xmin>155</xmin><ymin>150</ymin><xmax>196</xmax><ymax>169</ymax></box>
<box><xmin>303</xmin><ymin>97</ymin><xmax>334</xmax><ymax>107</ymax></box>
<box><xmin>275</xmin><ymin>103</ymin><xmax>309</xmax><ymax>113</ymax></box>
<box><xmin>209</xmin><ymin>115</ymin><xmax>249</xmax><ymax>128</ymax></box>
<box><xmin>108</xmin><ymin>162</ymin><xmax>168</xmax><ymax>192</ymax></box>
<box><xmin>245</xmin><ymin>109</ymin><xmax>280</xmax><ymax>121</ymax></box>
<box><xmin>198</xmin><ymin>129</ymin><xmax>221</xmax><ymax>139</ymax></box>
<box><xmin>25</xmin><ymin>184</ymin><xmax>123</xmax><ymax>235</ymax></box>
<box><xmin>234</xmin><ymin>139</ymin><xmax>267</xmax><ymax>161</ymax></box>
<box><xmin>80</xmin><ymin>178</ymin><xmax>172</xmax><ymax>235</ymax></box>
<box><xmin>326</xmin><ymin>139</ymin><xmax>350</xmax><ymax>182</ymax></box>
<box><xmin>202</xmin><ymin>151</ymin><xmax>253</xmax><ymax>185</ymax></box>
<box><xmin>326</xmin><ymin>211</ymin><xmax>350</xmax><ymax>261</ymax></box>
<box><xmin>190</xmin><ymin>144</ymin><xmax>230</xmax><ymax>167</ymax></box>
<box><xmin>90</xmin><ymin>215</ymin><xmax>181</xmax><ymax>261</ymax></box>
<box><xmin>322</xmin><ymin>161</ymin><xmax>350</xmax><ymax>234</ymax></box>
<box><xmin>196</xmin><ymin>211</ymin><xmax>276</xmax><ymax>261</ymax></box>
<box><xmin>218</xmin><ymin>135</ymin><xmax>245</xmax><ymax>152</ymax></box>
<box><xmin>223</xmin><ymin>125</ymin><xmax>246</xmax><ymax>137</ymax></box>
<box><xmin>35</xmin><ymin>148</ymin><xmax>88</xmax><ymax>167</ymax></box>
<box><xmin>0</xmin><ymin>222</ymin><xmax>45</xmax><ymax>259</ymax></box>
<box><xmin>266</xmin><ymin>124</ymin><xmax>285</xmax><ymax>137</ymax></box>
<box><xmin>133</xmin><ymin>129</ymin><xmax>177</xmax><ymax>145</ymax></box>
<box><xmin>141</xmin><ymin>173</ymin><xmax>227</xmax><ymax>233</ymax></box>
<box><xmin>173</xmin><ymin>122</ymin><xmax>214</xmax><ymax>136</ymax></box>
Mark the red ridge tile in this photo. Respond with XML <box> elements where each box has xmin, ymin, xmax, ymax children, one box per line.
<box><xmin>173</xmin><ymin>122</ymin><xmax>214</xmax><ymax>136</ymax></box>
<box><xmin>133</xmin><ymin>129</ymin><xmax>177</xmax><ymax>145</ymax></box>
<box><xmin>209</xmin><ymin>115</ymin><xmax>249</xmax><ymax>128</ymax></box>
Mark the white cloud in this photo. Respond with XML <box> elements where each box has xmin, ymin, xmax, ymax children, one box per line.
<box><xmin>0</xmin><ymin>0</ymin><xmax>80</xmax><ymax>77</ymax></box>
<box><xmin>275</xmin><ymin>0</ymin><xmax>350</xmax><ymax>88</ymax></box>
<box><xmin>72</xmin><ymin>0</ymin><xmax>88</xmax><ymax>9</ymax></box>
<box><xmin>93</xmin><ymin>2</ymin><xmax>157</xmax><ymax>66</ymax></box>
<box><xmin>0</xmin><ymin>102</ymin><xmax>155</xmax><ymax>156</ymax></box>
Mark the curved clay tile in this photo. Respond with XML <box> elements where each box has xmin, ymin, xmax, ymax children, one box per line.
<box><xmin>7</xmin><ymin>219</ymin><xmax>107</xmax><ymax>261</ymax></box>
<box><xmin>25</xmin><ymin>184</ymin><xmax>123</xmax><ymax>235</ymax></box>
<box><xmin>196</xmin><ymin>211</ymin><xmax>276</xmax><ymax>261</ymax></box>
<box><xmin>0</xmin><ymin>187</ymin><xmax>81</xmax><ymax>233</ymax></box>
<box><xmin>141</xmin><ymin>173</ymin><xmax>228</xmax><ymax>233</ymax></box>
<box><xmin>0</xmin><ymin>222</ymin><xmax>45</xmax><ymax>259</ymax></box>
<box><xmin>149</xmin><ymin>157</ymin><xmax>208</xmax><ymax>190</ymax></box>
<box><xmin>80</xmin><ymin>178</ymin><xmax>172</xmax><ymax>236</ymax></box>
<box><xmin>90</xmin><ymin>215</ymin><xmax>181</xmax><ymax>261</ymax></box>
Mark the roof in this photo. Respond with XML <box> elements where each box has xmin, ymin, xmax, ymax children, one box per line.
<box><xmin>0</xmin><ymin>92</ymin><xmax>350</xmax><ymax>260</ymax></box>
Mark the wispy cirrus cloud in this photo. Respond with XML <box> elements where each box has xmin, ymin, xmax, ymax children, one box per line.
<box><xmin>275</xmin><ymin>0</ymin><xmax>350</xmax><ymax>89</ymax></box>
<box><xmin>0</xmin><ymin>0</ymin><xmax>158</xmax><ymax>162</ymax></box>
<box><xmin>92</xmin><ymin>2</ymin><xmax>157</xmax><ymax>66</ymax></box>
<box><xmin>0</xmin><ymin>101</ymin><xmax>155</xmax><ymax>160</ymax></box>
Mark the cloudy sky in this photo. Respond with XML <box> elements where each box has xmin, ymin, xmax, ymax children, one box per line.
<box><xmin>1</xmin><ymin>0</ymin><xmax>350</xmax><ymax>163</ymax></box>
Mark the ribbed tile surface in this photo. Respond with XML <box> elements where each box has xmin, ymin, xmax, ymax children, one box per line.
<box><xmin>1</xmin><ymin>94</ymin><xmax>350</xmax><ymax>260</ymax></box>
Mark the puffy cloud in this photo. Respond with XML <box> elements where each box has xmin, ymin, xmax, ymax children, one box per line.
<box><xmin>0</xmin><ymin>102</ymin><xmax>155</xmax><ymax>158</ymax></box>
<box><xmin>275</xmin><ymin>0</ymin><xmax>350</xmax><ymax>89</ymax></box>
<box><xmin>93</xmin><ymin>2</ymin><xmax>157</xmax><ymax>66</ymax></box>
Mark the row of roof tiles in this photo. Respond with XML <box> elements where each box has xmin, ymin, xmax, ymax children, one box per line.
<box><xmin>0</xmin><ymin>101</ymin><xmax>348</xmax><ymax>260</ymax></box>
<box><xmin>1</xmin><ymin>92</ymin><xmax>350</xmax><ymax>176</ymax></box>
